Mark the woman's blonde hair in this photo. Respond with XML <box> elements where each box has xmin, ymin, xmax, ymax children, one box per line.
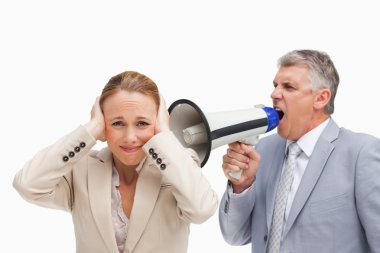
<box><xmin>100</xmin><ymin>71</ymin><xmax>160</xmax><ymax>111</ymax></box>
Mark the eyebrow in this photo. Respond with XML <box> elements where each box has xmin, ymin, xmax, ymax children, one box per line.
<box><xmin>282</xmin><ymin>81</ymin><xmax>294</xmax><ymax>86</ymax></box>
<box><xmin>273</xmin><ymin>80</ymin><xmax>293</xmax><ymax>86</ymax></box>
<box><xmin>109</xmin><ymin>116</ymin><xmax>124</xmax><ymax>121</ymax></box>
<box><xmin>109</xmin><ymin>115</ymin><xmax>152</xmax><ymax>121</ymax></box>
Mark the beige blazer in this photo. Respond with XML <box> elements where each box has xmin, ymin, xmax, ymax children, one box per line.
<box><xmin>13</xmin><ymin>126</ymin><xmax>218</xmax><ymax>253</ymax></box>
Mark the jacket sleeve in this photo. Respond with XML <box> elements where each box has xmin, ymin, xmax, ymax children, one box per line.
<box><xmin>355</xmin><ymin>137</ymin><xmax>380</xmax><ymax>252</ymax></box>
<box><xmin>142</xmin><ymin>131</ymin><xmax>218</xmax><ymax>224</ymax></box>
<box><xmin>218</xmin><ymin>182</ymin><xmax>255</xmax><ymax>245</ymax></box>
<box><xmin>13</xmin><ymin>126</ymin><xmax>96</xmax><ymax>212</ymax></box>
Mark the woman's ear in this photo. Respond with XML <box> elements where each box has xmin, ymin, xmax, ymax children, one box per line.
<box><xmin>313</xmin><ymin>88</ymin><xmax>331</xmax><ymax>110</ymax></box>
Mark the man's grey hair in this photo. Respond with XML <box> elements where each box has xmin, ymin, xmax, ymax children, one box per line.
<box><xmin>278</xmin><ymin>49</ymin><xmax>340</xmax><ymax>115</ymax></box>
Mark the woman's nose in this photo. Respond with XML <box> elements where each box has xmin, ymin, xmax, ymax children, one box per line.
<box><xmin>123</xmin><ymin>127</ymin><xmax>137</xmax><ymax>142</ymax></box>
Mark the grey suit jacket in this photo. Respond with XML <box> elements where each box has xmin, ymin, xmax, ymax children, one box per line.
<box><xmin>219</xmin><ymin>119</ymin><xmax>380</xmax><ymax>253</ymax></box>
<box><xmin>14</xmin><ymin>126</ymin><xmax>218</xmax><ymax>253</ymax></box>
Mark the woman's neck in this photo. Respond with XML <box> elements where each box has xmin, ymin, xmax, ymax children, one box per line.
<box><xmin>114</xmin><ymin>159</ymin><xmax>139</xmax><ymax>185</ymax></box>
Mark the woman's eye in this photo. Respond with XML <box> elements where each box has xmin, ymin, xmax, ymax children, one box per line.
<box><xmin>137</xmin><ymin>121</ymin><xmax>149</xmax><ymax>127</ymax></box>
<box><xmin>112</xmin><ymin>121</ymin><xmax>124</xmax><ymax>126</ymax></box>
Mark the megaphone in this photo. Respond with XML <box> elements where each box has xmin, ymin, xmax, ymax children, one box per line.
<box><xmin>168</xmin><ymin>99</ymin><xmax>281</xmax><ymax>179</ymax></box>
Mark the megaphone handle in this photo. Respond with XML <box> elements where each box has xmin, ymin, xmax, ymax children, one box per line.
<box><xmin>228</xmin><ymin>171</ymin><xmax>243</xmax><ymax>180</ymax></box>
<box><xmin>228</xmin><ymin>136</ymin><xmax>259</xmax><ymax>180</ymax></box>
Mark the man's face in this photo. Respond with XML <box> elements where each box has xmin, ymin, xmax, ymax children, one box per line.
<box><xmin>271</xmin><ymin>66</ymin><xmax>320</xmax><ymax>141</ymax></box>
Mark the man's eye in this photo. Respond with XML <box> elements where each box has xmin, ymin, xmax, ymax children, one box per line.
<box><xmin>112</xmin><ymin>121</ymin><xmax>124</xmax><ymax>126</ymax></box>
<box><xmin>284</xmin><ymin>85</ymin><xmax>295</xmax><ymax>90</ymax></box>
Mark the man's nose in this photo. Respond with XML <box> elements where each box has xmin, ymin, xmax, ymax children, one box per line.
<box><xmin>271</xmin><ymin>86</ymin><xmax>282</xmax><ymax>99</ymax></box>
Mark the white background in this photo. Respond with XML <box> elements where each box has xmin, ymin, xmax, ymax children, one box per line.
<box><xmin>1</xmin><ymin>0</ymin><xmax>379</xmax><ymax>252</ymax></box>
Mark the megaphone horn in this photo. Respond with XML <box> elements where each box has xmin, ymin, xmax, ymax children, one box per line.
<box><xmin>168</xmin><ymin>99</ymin><xmax>281</xmax><ymax>170</ymax></box>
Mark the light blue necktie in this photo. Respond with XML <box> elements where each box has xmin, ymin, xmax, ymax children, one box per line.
<box><xmin>267</xmin><ymin>142</ymin><xmax>302</xmax><ymax>253</ymax></box>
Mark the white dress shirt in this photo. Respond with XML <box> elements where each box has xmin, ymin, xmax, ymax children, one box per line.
<box><xmin>283</xmin><ymin>118</ymin><xmax>330</xmax><ymax>220</ymax></box>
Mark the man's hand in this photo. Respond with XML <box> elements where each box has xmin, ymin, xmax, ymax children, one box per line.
<box><xmin>222</xmin><ymin>142</ymin><xmax>261</xmax><ymax>193</ymax></box>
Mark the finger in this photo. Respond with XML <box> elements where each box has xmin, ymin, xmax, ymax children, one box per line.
<box><xmin>155</xmin><ymin>93</ymin><xmax>170</xmax><ymax>133</ymax></box>
<box><xmin>159</xmin><ymin>93</ymin><xmax>167</xmax><ymax>108</ymax></box>
<box><xmin>241</xmin><ymin>144</ymin><xmax>260</xmax><ymax>161</ymax></box>
<box><xmin>222</xmin><ymin>162</ymin><xmax>248</xmax><ymax>184</ymax></box>
<box><xmin>227</xmin><ymin>148</ymin><xmax>250</xmax><ymax>164</ymax></box>
<box><xmin>158</xmin><ymin>93</ymin><xmax>168</xmax><ymax>116</ymax></box>
<box><xmin>95</xmin><ymin>96</ymin><xmax>101</xmax><ymax>104</ymax></box>
<box><xmin>223</xmin><ymin>154</ymin><xmax>248</xmax><ymax>171</ymax></box>
<box><xmin>228</xmin><ymin>142</ymin><xmax>242</xmax><ymax>152</ymax></box>
<box><xmin>222</xmin><ymin>162</ymin><xmax>241</xmax><ymax>177</ymax></box>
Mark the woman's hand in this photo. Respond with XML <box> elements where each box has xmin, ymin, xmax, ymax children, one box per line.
<box><xmin>84</xmin><ymin>96</ymin><xmax>106</xmax><ymax>141</ymax></box>
<box><xmin>155</xmin><ymin>94</ymin><xmax>170</xmax><ymax>134</ymax></box>
<box><xmin>222</xmin><ymin>142</ymin><xmax>261</xmax><ymax>193</ymax></box>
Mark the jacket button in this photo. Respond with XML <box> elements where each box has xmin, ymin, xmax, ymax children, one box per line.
<box><xmin>264</xmin><ymin>235</ymin><xmax>268</xmax><ymax>242</ymax></box>
<box><xmin>160</xmin><ymin>164</ymin><xmax>166</xmax><ymax>170</ymax></box>
<box><xmin>63</xmin><ymin>156</ymin><xmax>69</xmax><ymax>162</ymax></box>
<box><xmin>152</xmin><ymin>153</ymin><xmax>158</xmax><ymax>159</ymax></box>
<box><xmin>156</xmin><ymin>158</ymin><xmax>162</xmax><ymax>164</ymax></box>
<box><xmin>224</xmin><ymin>200</ymin><xmax>230</xmax><ymax>213</ymax></box>
<box><xmin>80</xmin><ymin>142</ymin><xmax>86</xmax><ymax>148</ymax></box>
<box><xmin>69</xmin><ymin>151</ymin><xmax>75</xmax><ymax>157</ymax></box>
<box><xmin>74</xmin><ymin>146</ymin><xmax>80</xmax><ymax>152</ymax></box>
<box><xmin>149</xmin><ymin>148</ymin><xmax>154</xmax><ymax>154</ymax></box>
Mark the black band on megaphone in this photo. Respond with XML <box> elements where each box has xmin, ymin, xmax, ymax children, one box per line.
<box><xmin>210</xmin><ymin>118</ymin><xmax>268</xmax><ymax>140</ymax></box>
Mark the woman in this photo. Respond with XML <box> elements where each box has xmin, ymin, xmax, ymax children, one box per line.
<box><xmin>13</xmin><ymin>71</ymin><xmax>218</xmax><ymax>253</ymax></box>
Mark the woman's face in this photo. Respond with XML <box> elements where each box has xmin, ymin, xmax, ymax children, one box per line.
<box><xmin>102</xmin><ymin>90</ymin><xmax>157</xmax><ymax>170</ymax></box>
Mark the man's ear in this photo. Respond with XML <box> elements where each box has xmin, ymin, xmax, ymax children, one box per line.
<box><xmin>313</xmin><ymin>88</ymin><xmax>331</xmax><ymax>110</ymax></box>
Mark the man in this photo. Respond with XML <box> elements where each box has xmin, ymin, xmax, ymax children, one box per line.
<box><xmin>219</xmin><ymin>49</ymin><xmax>380</xmax><ymax>253</ymax></box>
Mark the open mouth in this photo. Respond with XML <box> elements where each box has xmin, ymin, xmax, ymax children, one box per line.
<box><xmin>274</xmin><ymin>107</ymin><xmax>284</xmax><ymax>120</ymax></box>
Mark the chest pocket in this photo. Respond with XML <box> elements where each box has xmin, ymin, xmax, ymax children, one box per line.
<box><xmin>310</xmin><ymin>193</ymin><xmax>349</xmax><ymax>215</ymax></box>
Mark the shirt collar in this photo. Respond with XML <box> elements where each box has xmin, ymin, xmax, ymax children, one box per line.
<box><xmin>286</xmin><ymin>118</ymin><xmax>330</xmax><ymax>157</ymax></box>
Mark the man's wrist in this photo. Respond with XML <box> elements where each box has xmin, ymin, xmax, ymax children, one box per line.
<box><xmin>231</xmin><ymin>176</ymin><xmax>255</xmax><ymax>194</ymax></box>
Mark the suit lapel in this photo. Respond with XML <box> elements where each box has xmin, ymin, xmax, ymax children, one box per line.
<box><xmin>266</xmin><ymin>140</ymin><xmax>287</xmax><ymax>229</ymax></box>
<box><xmin>124</xmin><ymin>159</ymin><xmax>162</xmax><ymax>252</ymax></box>
<box><xmin>88</xmin><ymin>148</ymin><xmax>119</xmax><ymax>253</ymax></box>
<box><xmin>283</xmin><ymin>119</ymin><xmax>339</xmax><ymax>238</ymax></box>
